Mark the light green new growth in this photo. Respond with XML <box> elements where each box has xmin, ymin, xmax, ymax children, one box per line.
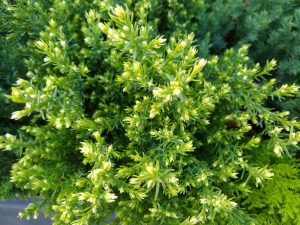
<box><xmin>1</xmin><ymin>2</ymin><xmax>300</xmax><ymax>225</ymax></box>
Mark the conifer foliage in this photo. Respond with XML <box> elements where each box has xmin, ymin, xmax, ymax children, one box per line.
<box><xmin>1</xmin><ymin>1</ymin><xmax>300</xmax><ymax>224</ymax></box>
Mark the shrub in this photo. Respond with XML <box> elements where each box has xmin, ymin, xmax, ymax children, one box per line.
<box><xmin>139</xmin><ymin>0</ymin><xmax>300</xmax><ymax>115</ymax></box>
<box><xmin>1</xmin><ymin>3</ymin><xmax>300</xmax><ymax>224</ymax></box>
<box><xmin>0</xmin><ymin>2</ymin><xmax>30</xmax><ymax>199</ymax></box>
<box><xmin>127</xmin><ymin>0</ymin><xmax>300</xmax><ymax>116</ymax></box>
<box><xmin>0</xmin><ymin>36</ymin><xmax>18</xmax><ymax>198</ymax></box>
<box><xmin>242</xmin><ymin>157</ymin><xmax>300</xmax><ymax>224</ymax></box>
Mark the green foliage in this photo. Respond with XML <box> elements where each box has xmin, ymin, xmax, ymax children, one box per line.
<box><xmin>141</xmin><ymin>0</ymin><xmax>300</xmax><ymax>74</ymax></box>
<box><xmin>0</xmin><ymin>1</ymin><xmax>29</xmax><ymax>199</ymax></box>
<box><xmin>243</xmin><ymin>160</ymin><xmax>300</xmax><ymax>225</ymax></box>
<box><xmin>141</xmin><ymin>0</ymin><xmax>300</xmax><ymax>115</ymax></box>
<box><xmin>1</xmin><ymin>2</ymin><xmax>300</xmax><ymax>224</ymax></box>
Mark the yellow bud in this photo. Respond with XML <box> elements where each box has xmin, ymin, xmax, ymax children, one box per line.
<box><xmin>112</xmin><ymin>5</ymin><xmax>126</xmax><ymax>18</ymax></box>
<box><xmin>191</xmin><ymin>59</ymin><xmax>207</xmax><ymax>78</ymax></box>
<box><xmin>35</xmin><ymin>40</ymin><xmax>47</xmax><ymax>50</ymax></box>
<box><xmin>49</xmin><ymin>19</ymin><xmax>57</xmax><ymax>28</ymax></box>
<box><xmin>98</xmin><ymin>22</ymin><xmax>109</xmax><ymax>34</ymax></box>
<box><xmin>274</xmin><ymin>144</ymin><xmax>283</xmax><ymax>157</ymax></box>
